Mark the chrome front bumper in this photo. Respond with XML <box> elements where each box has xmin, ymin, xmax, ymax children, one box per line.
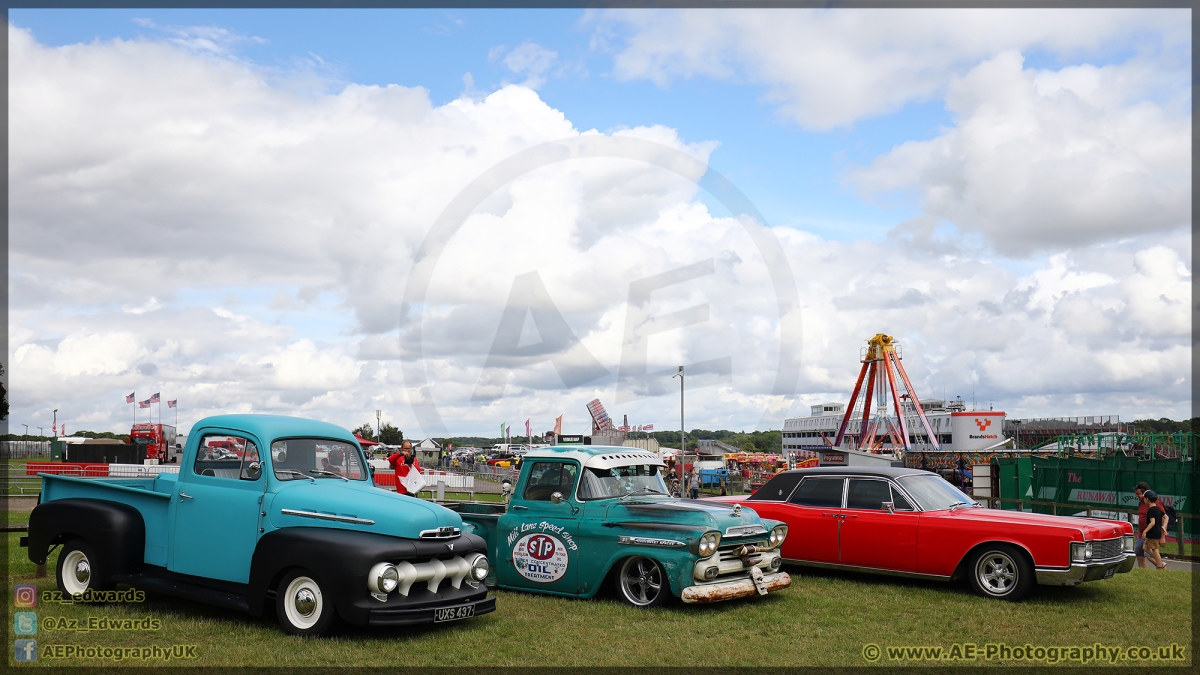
<box><xmin>1035</xmin><ymin>554</ymin><xmax>1136</xmax><ymax>586</ymax></box>
<box><xmin>680</xmin><ymin>571</ymin><xmax>791</xmax><ymax>603</ymax></box>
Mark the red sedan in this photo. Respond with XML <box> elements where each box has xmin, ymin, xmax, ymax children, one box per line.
<box><xmin>708</xmin><ymin>467</ymin><xmax>1135</xmax><ymax>600</ymax></box>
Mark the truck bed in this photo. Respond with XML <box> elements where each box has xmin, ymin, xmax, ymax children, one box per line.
<box><xmin>40</xmin><ymin>472</ymin><xmax>177</xmax><ymax>567</ymax></box>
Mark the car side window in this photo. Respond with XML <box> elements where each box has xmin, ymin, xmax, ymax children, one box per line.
<box><xmin>195</xmin><ymin>435</ymin><xmax>259</xmax><ymax>481</ymax></box>
<box><xmin>788</xmin><ymin>477</ymin><xmax>845</xmax><ymax>507</ymax></box>
<box><xmin>890</xmin><ymin>485</ymin><xmax>915</xmax><ymax>511</ymax></box>
<box><xmin>846</xmin><ymin>478</ymin><xmax>892</xmax><ymax>510</ymax></box>
<box><xmin>523</xmin><ymin>461</ymin><xmax>578</xmax><ymax>501</ymax></box>
<box><xmin>748</xmin><ymin>472</ymin><xmax>804</xmax><ymax>501</ymax></box>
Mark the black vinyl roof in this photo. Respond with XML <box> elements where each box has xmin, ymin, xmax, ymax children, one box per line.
<box><xmin>777</xmin><ymin>466</ymin><xmax>933</xmax><ymax>478</ymax></box>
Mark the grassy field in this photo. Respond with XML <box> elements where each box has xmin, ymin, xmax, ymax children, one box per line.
<box><xmin>6</xmin><ymin>528</ymin><xmax>1190</xmax><ymax>668</ymax></box>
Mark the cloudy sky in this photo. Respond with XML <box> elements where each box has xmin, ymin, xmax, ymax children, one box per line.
<box><xmin>8</xmin><ymin>9</ymin><xmax>1191</xmax><ymax>438</ymax></box>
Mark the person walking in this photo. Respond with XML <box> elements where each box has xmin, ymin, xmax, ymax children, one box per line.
<box><xmin>387</xmin><ymin>441</ymin><xmax>422</xmax><ymax>496</ymax></box>
<box><xmin>689</xmin><ymin>466</ymin><xmax>700</xmax><ymax>500</ymax></box>
<box><xmin>1140</xmin><ymin>490</ymin><xmax>1167</xmax><ymax>570</ymax></box>
<box><xmin>1133</xmin><ymin>482</ymin><xmax>1153</xmax><ymax>568</ymax></box>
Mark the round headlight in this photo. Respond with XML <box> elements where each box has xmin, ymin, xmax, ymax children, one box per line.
<box><xmin>771</xmin><ymin>525</ymin><xmax>788</xmax><ymax>547</ymax></box>
<box><xmin>380</xmin><ymin>565</ymin><xmax>399</xmax><ymax>593</ymax></box>
<box><xmin>699</xmin><ymin>532</ymin><xmax>721</xmax><ymax>557</ymax></box>
<box><xmin>368</xmin><ymin>562</ymin><xmax>398</xmax><ymax>595</ymax></box>
<box><xmin>471</xmin><ymin>554</ymin><xmax>490</xmax><ymax>581</ymax></box>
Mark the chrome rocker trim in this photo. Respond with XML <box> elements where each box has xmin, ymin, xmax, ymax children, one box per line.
<box><xmin>782</xmin><ymin>558</ymin><xmax>952</xmax><ymax>581</ymax></box>
<box><xmin>1035</xmin><ymin>553</ymin><xmax>1135</xmax><ymax>586</ymax></box>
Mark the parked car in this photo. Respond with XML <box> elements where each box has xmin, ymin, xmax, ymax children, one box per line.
<box><xmin>445</xmin><ymin>445</ymin><xmax>791</xmax><ymax>607</ymax></box>
<box><xmin>23</xmin><ymin>415</ymin><xmax>494</xmax><ymax>636</ymax></box>
<box><xmin>706</xmin><ymin>467</ymin><xmax>1135</xmax><ymax>601</ymax></box>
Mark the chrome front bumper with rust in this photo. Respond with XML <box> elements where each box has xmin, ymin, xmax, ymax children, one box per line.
<box><xmin>680</xmin><ymin>571</ymin><xmax>791</xmax><ymax>603</ymax></box>
<box><xmin>1034</xmin><ymin>554</ymin><xmax>1135</xmax><ymax>586</ymax></box>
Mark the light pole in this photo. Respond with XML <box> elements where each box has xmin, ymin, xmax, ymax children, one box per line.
<box><xmin>53</xmin><ymin>408</ymin><xmax>58</xmax><ymax>437</ymax></box>
<box><xmin>22</xmin><ymin>424</ymin><xmax>28</xmax><ymax>437</ymax></box>
<box><xmin>37</xmin><ymin>427</ymin><xmax>44</xmax><ymax>437</ymax></box>
<box><xmin>672</xmin><ymin>366</ymin><xmax>685</xmax><ymax>497</ymax></box>
<box><xmin>376</xmin><ymin>410</ymin><xmax>382</xmax><ymax>441</ymax></box>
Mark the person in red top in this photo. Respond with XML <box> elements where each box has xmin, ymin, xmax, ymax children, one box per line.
<box><xmin>388</xmin><ymin>441</ymin><xmax>421</xmax><ymax>496</ymax></box>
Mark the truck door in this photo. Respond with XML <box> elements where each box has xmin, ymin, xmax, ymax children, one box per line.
<box><xmin>170</xmin><ymin>433</ymin><xmax>265</xmax><ymax>583</ymax></box>
<box><xmin>496</xmin><ymin>460</ymin><xmax>580</xmax><ymax>596</ymax></box>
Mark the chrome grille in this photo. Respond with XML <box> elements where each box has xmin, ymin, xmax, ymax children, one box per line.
<box><xmin>1091</xmin><ymin>538</ymin><xmax>1123</xmax><ymax>560</ymax></box>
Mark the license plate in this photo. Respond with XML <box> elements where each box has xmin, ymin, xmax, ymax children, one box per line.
<box><xmin>749</xmin><ymin>566</ymin><xmax>768</xmax><ymax>595</ymax></box>
<box><xmin>433</xmin><ymin>604</ymin><xmax>475</xmax><ymax>623</ymax></box>
<box><xmin>1103</xmin><ymin>567</ymin><xmax>1116</xmax><ymax>579</ymax></box>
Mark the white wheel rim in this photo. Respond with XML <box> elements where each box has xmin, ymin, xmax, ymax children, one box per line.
<box><xmin>620</xmin><ymin>557</ymin><xmax>663</xmax><ymax>606</ymax></box>
<box><xmin>61</xmin><ymin>549</ymin><xmax>91</xmax><ymax>596</ymax></box>
<box><xmin>977</xmin><ymin>552</ymin><xmax>1017</xmax><ymax>595</ymax></box>
<box><xmin>283</xmin><ymin>576</ymin><xmax>323</xmax><ymax>630</ymax></box>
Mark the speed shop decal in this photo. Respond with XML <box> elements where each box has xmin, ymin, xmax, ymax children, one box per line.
<box><xmin>512</xmin><ymin>533</ymin><xmax>569</xmax><ymax>583</ymax></box>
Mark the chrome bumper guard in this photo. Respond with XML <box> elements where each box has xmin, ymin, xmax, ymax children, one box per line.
<box><xmin>1035</xmin><ymin>553</ymin><xmax>1136</xmax><ymax>586</ymax></box>
<box><xmin>680</xmin><ymin>571</ymin><xmax>791</xmax><ymax>603</ymax></box>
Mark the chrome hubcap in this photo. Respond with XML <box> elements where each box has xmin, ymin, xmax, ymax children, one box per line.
<box><xmin>978</xmin><ymin>553</ymin><xmax>1016</xmax><ymax>594</ymax></box>
<box><xmin>74</xmin><ymin>560</ymin><xmax>91</xmax><ymax>585</ymax></box>
<box><xmin>293</xmin><ymin>588</ymin><xmax>317</xmax><ymax>616</ymax></box>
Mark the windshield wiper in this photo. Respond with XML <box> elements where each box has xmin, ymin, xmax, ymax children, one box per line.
<box><xmin>309</xmin><ymin>470</ymin><xmax>349</xmax><ymax>482</ymax></box>
<box><xmin>277</xmin><ymin>469</ymin><xmax>315</xmax><ymax>483</ymax></box>
<box><xmin>948</xmin><ymin>501</ymin><xmax>979</xmax><ymax>511</ymax></box>
<box><xmin>620</xmin><ymin>487</ymin><xmax>666</xmax><ymax>500</ymax></box>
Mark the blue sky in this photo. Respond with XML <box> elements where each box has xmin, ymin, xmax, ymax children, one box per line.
<box><xmin>8</xmin><ymin>9</ymin><xmax>1190</xmax><ymax>436</ymax></box>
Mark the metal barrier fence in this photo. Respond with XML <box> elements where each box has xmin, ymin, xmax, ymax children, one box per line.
<box><xmin>977</xmin><ymin>496</ymin><xmax>1195</xmax><ymax>558</ymax></box>
<box><xmin>1</xmin><ymin>441</ymin><xmax>52</xmax><ymax>459</ymax></box>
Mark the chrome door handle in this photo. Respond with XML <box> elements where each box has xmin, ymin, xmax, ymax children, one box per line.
<box><xmin>512</xmin><ymin>505</ymin><xmax>528</xmax><ymax>510</ymax></box>
<box><xmin>179</xmin><ymin>492</ymin><xmax>194</xmax><ymax>500</ymax></box>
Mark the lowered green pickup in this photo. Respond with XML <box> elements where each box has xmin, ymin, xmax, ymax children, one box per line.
<box><xmin>448</xmin><ymin>445</ymin><xmax>790</xmax><ymax>607</ymax></box>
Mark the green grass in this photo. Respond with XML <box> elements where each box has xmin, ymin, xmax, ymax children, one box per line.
<box><xmin>7</xmin><ymin>530</ymin><xmax>1190</xmax><ymax>667</ymax></box>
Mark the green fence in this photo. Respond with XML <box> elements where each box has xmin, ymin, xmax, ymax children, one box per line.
<box><xmin>993</xmin><ymin>455</ymin><xmax>1195</xmax><ymax>541</ymax></box>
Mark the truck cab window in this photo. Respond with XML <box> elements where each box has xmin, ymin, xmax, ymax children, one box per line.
<box><xmin>195</xmin><ymin>435</ymin><xmax>257</xmax><ymax>480</ymax></box>
<box><xmin>271</xmin><ymin>439</ymin><xmax>367</xmax><ymax>481</ymax></box>
<box><xmin>522</xmin><ymin>462</ymin><xmax>578</xmax><ymax>501</ymax></box>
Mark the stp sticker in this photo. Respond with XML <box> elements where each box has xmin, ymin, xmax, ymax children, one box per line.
<box><xmin>513</xmin><ymin>532</ymin><xmax>569</xmax><ymax>583</ymax></box>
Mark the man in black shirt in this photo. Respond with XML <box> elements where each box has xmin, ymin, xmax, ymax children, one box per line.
<box><xmin>1141</xmin><ymin>490</ymin><xmax>1166</xmax><ymax>570</ymax></box>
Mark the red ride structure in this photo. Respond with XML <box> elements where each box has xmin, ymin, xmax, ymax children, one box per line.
<box><xmin>833</xmin><ymin>333</ymin><xmax>940</xmax><ymax>454</ymax></box>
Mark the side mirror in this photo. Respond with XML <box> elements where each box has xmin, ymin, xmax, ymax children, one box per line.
<box><xmin>242</xmin><ymin>461</ymin><xmax>262</xmax><ymax>480</ymax></box>
<box><xmin>883</xmin><ymin>502</ymin><xmax>895</xmax><ymax>514</ymax></box>
<box><xmin>550</xmin><ymin>491</ymin><xmax>566</xmax><ymax>505</ymax></box>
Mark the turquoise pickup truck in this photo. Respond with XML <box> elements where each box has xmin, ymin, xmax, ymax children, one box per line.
<box><xmin>23</xmin><ymin>415</ymin><xmax>493</xmax><ymax>636</ymax></box>
<box><xmin>448</xmin><ymin>445</ymin><xmax>791</xmax><ymax>607</ymax></box>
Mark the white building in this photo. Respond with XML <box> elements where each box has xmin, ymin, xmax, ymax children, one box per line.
<box><xmin>782</xmin><ymin>397</ymin><xmax>1009</xmax><ymax>454</ymax></box>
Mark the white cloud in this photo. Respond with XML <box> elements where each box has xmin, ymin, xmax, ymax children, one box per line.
<box><xmin>494</xmin><ymin>41</ymin><xmax>559</xmax><ymax>89</ymax></box>
<box><xmin>7</xmin><ymin>23</ymin><xmax>1190</xmax><ymax>439</ymax></box>
<box><xmin>594</xmin><ymin>8</ymin><xmax>1187</xmax><ymax>130</ymax></box>
<box><xmin>848</xmin><ymin>51</ymin><xmax>1190</xmax><ymax>254</ymax></box>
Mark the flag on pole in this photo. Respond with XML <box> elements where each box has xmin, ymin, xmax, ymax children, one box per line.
<box><xmin>149</xmin><ymin>393</ymin><xmax>161</xmax><ymax>403</ymax></box>
<box><xmin>505</xmin><ymin>424</ymin><xmax>511</xmax><ymax>441</ymax></box>
<box><xmin>139</xmin><ymin>400</ymin><xmax>151</xmax><ymax>409</ymax></box>
<box><xmin>500</xmin><ymin>422</ymin><xmax>505</xmax><ymax>440</ymax></box>
<box><xmin>554</xmin><ymin>415</ymin><xmax>563</xmax><ymax>435</ymax></box>
<box><xmin>168</xmin><ymin>400</ymin><xmax>177</xmax><ymax>409</ymax></box>
<box><xmin>126</xmin><ymin>392</ymin><xmax>135</xmax><ymax>403</ymax></box>
<box><xmin>644</xmin><ymin>424</ymin><xmax>654</xmax><ymax>431</ymax></box>
<box><xmin>525</xmin><ymin>419</ymin><xmax>531</xmax><ymax>437</ymax></box>
<box><xmin>52</xmin><ymin>422</ymin><xmax>57</xmax><ymax>435</ymax></box>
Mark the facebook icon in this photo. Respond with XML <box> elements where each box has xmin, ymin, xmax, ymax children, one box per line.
<box><xmin>14</xmin><ymin>639</ymin><xmax>37</xmax><ymax>662</ymax></box>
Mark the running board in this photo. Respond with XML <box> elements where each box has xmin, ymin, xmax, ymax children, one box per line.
<box><xmin>112</xmin><ymin>573</ymin><xmax>250</xmax><ymax>612</ymax></box>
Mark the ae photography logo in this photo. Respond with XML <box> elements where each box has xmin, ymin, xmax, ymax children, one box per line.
<box><xmin>401</xmin><ymin>135</ymin><xmax>802</xmax><ymax>435</ymax></box>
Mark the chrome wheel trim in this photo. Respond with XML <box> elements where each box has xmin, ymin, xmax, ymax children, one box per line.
<box><xmin>61</xmin><ymin>550</ymin><xmax>91</xmax><ymax>596</ymax></box>
<box><xmin>619</xmin><ymin>557</ymin><xmax>663</xmax><ymax>607</ymax></box>
<box><xmin>976</xmin><ymin>551</ymin><xmax>1018</xmax><ymax>596</ymax></box>
<box><xmin>283</xmin><ymin>576</ymin><xmax>323</xmax><ymax>629</ymax></box>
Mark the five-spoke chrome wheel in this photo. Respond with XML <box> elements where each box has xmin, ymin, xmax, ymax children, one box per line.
<box><xmin>969</xmin><ymin>545</ymin><xmax>1033</xmax><ymax>601</ymax></box>
<box><xmin>617</xmin><ymin>556</ymin><xmax>667</xmax><ymax>608</ymax></box>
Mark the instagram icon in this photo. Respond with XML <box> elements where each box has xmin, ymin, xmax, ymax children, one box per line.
<box><xmin>13</xmin><ymin>585</ymin><xmax>37</xmax><ymax>607</ymax></box>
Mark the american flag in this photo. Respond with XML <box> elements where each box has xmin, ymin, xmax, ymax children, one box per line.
<box><xmin>125</xmin><ymin>392</ymin><xmax>135</xmax><ymax>403</ymax></box>
<box><xmin>644</xmin><ymin>424</ymin><xmax>654</xmax><ymax>431</ymax></box>
<box><xmin>149</xmin><ymin>393</ymin><xmax>161</xmax><ymax>403</ymax></box>
<box><xmin>167</xmin><ymin>400</ymin><xmax>177</xmax><ymax>409</ymax></box>
<box><xmin>139</xmin><ymin>400</ymin><xmax>151</xmax><ymax>409</ymax></box>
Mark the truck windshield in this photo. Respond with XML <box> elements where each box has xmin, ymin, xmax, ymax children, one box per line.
<box><xmin>271</xmin><ymin>439</ymin><xmax>367</xmax><ymax>481</ymax></box>
<box><xmin>896</xmin><ymin>474</ymin><xmax>978</xmax><ymax>511</ymax></box>
<box><xmin>578</xmin><ymin>464</ymin><xmax>668</xmax><ymax>500</ymax></box>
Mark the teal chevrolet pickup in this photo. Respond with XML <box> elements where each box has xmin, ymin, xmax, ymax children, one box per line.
<box><xmin>23</xmin><ymin>415</ymin><xmax>493</xmax><ymax>636</ymax></box>
<box><xmin>447</xmin><ymin>444</ymin><xmax>791</xmax><ymax>607</ymax></box>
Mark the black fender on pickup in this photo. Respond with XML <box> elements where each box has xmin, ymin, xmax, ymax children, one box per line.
<box><xmin>246</xmin><ymin>527</ymin><xmax>489</xmax><ymax>624</ymax></box>
<box><xmin>27</xmin><ymin>498</ymin><xmax>146</xmax><ymax>582</ymax></box>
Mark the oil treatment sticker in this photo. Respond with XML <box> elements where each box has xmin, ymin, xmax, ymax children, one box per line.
<box><xmin>513</xmin><ymin>533</ymin><xmax>569</xmax><ymax>583</ymax></box>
